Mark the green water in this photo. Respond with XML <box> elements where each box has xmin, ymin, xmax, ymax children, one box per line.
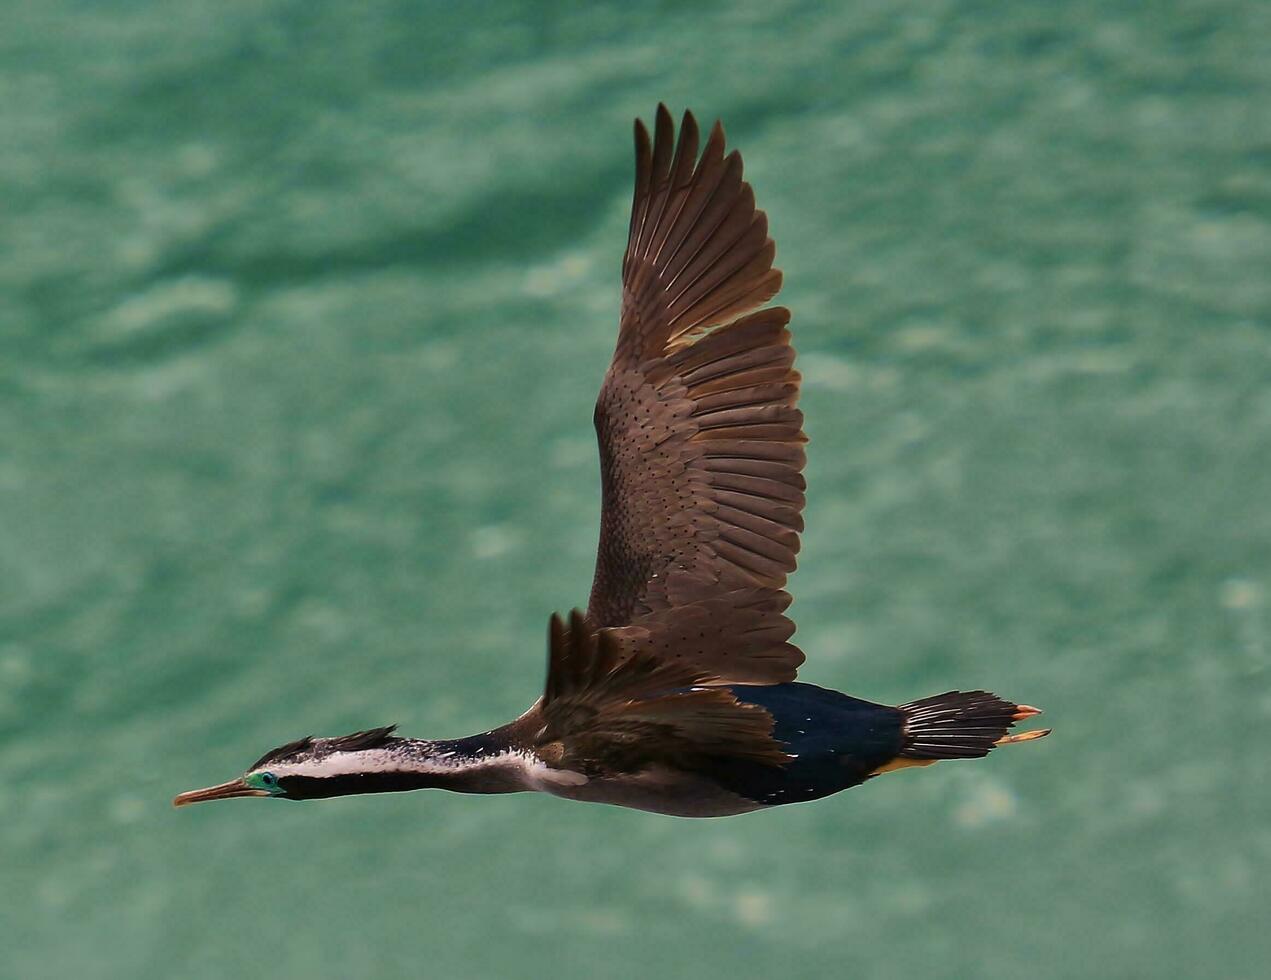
<box><xmin>3</xmin><ymin>2</ymin><xmax>1270</xmax><ymax>977</ymax></box>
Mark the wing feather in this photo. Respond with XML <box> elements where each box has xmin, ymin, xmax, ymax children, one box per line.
<box><xmin>538</xmin><ymin>611</ymin><xmax>790</xmax><ymax>774</ymax></box>
<box><xmin>584</xmin><ymin>105</ymin><xmax>806</xmax><ymax>685</ymax></box>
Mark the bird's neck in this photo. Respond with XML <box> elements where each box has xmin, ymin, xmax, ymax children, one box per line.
<box><xmin>402</xmin><ymin>729</ymin><xmax>539</xmax><ymax>795</ymax></box>
<box><xmin>294</xmin><ymin>725</ymin><xmax>540</xmax><ymax>800</ymax></box>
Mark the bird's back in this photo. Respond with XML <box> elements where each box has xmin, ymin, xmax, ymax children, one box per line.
<box><xmin>538</xmin><ymin>683</ymin><xmax>905</xmax><ymax>817</ymax></box>
<box><xmin>706</xmin><ymin>684</ymin><xmax>903</xmax><ymax>807</ymax></box>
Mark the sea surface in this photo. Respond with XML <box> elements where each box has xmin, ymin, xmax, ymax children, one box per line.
<box><xmin>3</xmin><ymin>2</ymin><xmax>1270</xmax><ymax>978</ymax></box>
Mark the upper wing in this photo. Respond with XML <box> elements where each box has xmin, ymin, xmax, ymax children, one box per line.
<box><xmin>586</xmin><ymin>106</ymin><xmax>806</xmax><ymax>682</ymax></box>
<box><xmin>536</xmin><ymin>611</ymin><xmax>790</xmax><ymax>776</ymax></box>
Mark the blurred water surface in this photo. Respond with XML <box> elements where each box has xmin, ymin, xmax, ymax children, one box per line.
<box><xmin>3</xmin><ymin>2</ymin><xmax>1270</xmax><ymax>977</ymax></box>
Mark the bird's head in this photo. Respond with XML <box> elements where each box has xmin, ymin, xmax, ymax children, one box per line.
<box><xmin>173</xmin><ymin>725</ymin><xmax>401</xmax><ymax>807</ymax></box>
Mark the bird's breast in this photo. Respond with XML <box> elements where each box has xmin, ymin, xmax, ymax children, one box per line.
<box><xmin>539</xmin><ymin>764</ymin><xmax>765</xmax><ymax>818</ymax></box>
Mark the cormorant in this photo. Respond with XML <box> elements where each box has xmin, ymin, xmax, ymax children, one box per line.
<box><xmin>175</xmin><ymin>106</ymin><xmax>1048</xmax><ymax>817</ymax></box>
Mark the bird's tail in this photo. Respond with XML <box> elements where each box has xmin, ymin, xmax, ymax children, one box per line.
<box><xmin>896</xmin><ymin>690</ymin><xmax>1050</xmax><ymax>761</ymax></box>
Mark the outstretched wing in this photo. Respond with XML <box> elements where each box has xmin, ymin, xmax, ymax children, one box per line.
<box><xmin>536</xmin><ymin>611</ymin><xmax>790</xmax><ymax>776</ymax></box>
<box><xmin>586</xmin><ymin>105</ymin><xmax>806</xmax><ymax>683</ymax></box>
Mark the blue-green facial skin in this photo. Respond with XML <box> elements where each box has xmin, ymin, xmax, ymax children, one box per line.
<box><xmin>245</xmin><ymin>771</ymin><xmax>285</xmax><ymax>796</ymax></box>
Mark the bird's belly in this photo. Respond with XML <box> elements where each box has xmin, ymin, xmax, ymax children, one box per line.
<box><xmin>541</xmin><ymin>765</ymin><xmax>764</xmax><ymax>818</ymax></box>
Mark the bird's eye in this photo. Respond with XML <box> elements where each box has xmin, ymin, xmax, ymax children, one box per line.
<box><xmin>261</xmin><ymin>772</ymin><xmax>276</xmax><ymax>786</ymax></box>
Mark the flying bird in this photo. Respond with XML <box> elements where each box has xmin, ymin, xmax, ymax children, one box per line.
<box><xmin>175</xmin><ymin>106</ymin><xmax>1049</xmax><ymax>816</ymax></box>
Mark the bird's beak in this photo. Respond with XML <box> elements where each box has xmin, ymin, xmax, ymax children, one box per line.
<box><xmin>172</xmin><ymin>778</ymin><xmax>270</xmax><ymax>807</ymax></box>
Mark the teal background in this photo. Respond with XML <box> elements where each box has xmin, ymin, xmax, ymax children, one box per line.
<box><xmin>3</xmin><ymin>2</ymin><xmax>1269</xmax><ymax>977</ymax></box>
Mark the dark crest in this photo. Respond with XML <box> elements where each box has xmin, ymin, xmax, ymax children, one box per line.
<box><xmin>327</xmin><ymin>725</ymin><xmax>399</xmax><ymax>753</ymax></box>
<box><xmin>251</xmin><ymin>736</ymin><xmax>314</xmax><ymax>771</ymax></box>
<box><xmin>248</xmin><ymin>726</ymin><xmax>398</xmax><ymax>771</ymax></box>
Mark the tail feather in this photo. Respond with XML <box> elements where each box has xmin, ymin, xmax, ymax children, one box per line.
<box><xmin>897</xmin><ymin>690</ymin><xmax>1050</xmax><ymax>760</ymax></box>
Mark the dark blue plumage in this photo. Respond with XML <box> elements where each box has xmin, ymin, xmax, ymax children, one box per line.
<box><xmin>708</xmin><ymin>684</ymin><xmax>904</xmax><ymax>807</ymax></box>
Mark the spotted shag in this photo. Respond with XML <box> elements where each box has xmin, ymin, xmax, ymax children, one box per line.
<box><xmin>175</xmin><ymin>106</ymin><xmax>1049</xmax><ymax>817</ymax></box>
